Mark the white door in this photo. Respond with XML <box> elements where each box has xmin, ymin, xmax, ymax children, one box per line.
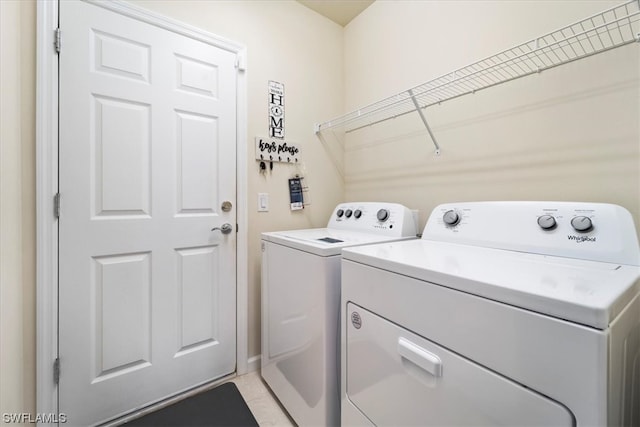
<box><xmin>58</xmin><ymin>2</ymin><xmax>238</xmax><ymax>425</ymax></box>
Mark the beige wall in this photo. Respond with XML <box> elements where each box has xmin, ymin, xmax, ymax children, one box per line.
<box><xmin>1</xmin><ymin>0</ymin><xmax>37</xmax><ymax>420</ymax></box>
<box><xmin>0</xmin><ymin>0</ymin><xmax>344</xmax><ymax>420</ymax></box>
<box><xmin>2</xmin><ymin>0</ymin><xmax>639</xmax><ymax>421</ymax></box>
<box><xmin>343</xmin><ymin>0</ymin><xmax>640</xmax><ymax>233</ymax></box>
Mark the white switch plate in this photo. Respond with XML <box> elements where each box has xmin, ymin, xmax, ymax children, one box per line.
<box><xmin>258</xmin><ymin>193</ymin><xmax>269</xmax><ymax>212</ymax></box>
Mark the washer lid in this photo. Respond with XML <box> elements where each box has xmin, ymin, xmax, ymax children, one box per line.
<box><xmin>342</xmin><ymin>240</ymin><xmax>640</xmax><ymax>329</ymax></box>
<box><xmin>262</xmin><ymin>228</ymin><xmax>415</xmax><ymax>257</ymax></box>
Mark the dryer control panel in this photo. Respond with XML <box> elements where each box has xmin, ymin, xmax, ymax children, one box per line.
<box><xmin>329</xmin><ymin>202</ymin><xmax>418</xmax><ymax>238</ymax></box>
<box><xmin>423</xmin><ymin>202</ymin><xmax>640</xmax><ymax>266</ymax></box>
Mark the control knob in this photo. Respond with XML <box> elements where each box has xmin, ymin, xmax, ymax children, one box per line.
<box><xmin>537</xmin><ymin>215</ymin><xmax>557</xmax><ymax>230</ymax></box>
<box><xmin>354</xmin><ymin>209</ymin><xmax>362</xmax><ymax>219</ymax></box>
<box><xmin>345</xmin><ymin>209</ymin><xmax>353</xmax><ymax>218</ymax></box>
<box><xmin>443</xmin><ymin>210</ymin><xmax>460</xmax><ymax>226</ymax></box>
<box><xmin>377</xmin><ymin>209</ymin><xmax>390</xmax><ymax>222</ymax></box>
<box><xmin>336</xmin><ymin>209</ymin><xmax>344</xmax><ymax>218</ymax></box>
<box><xmin>571</xmin><ymin>216</ymin><xmax>593</xmax><ymax>232</ymax></box>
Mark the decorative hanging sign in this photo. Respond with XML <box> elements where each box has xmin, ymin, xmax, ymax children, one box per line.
<box><xmin>268</xmin><ymin>81</ymin><xmax>284</xmax><ymax>139</ymax></box>
<box><xmin>255</xmin><ymin>137</ymin><xmax>300</xmax><ymax>163</ymax></box>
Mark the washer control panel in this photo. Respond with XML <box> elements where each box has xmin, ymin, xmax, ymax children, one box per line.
<box><xmin>329</xmin><ymin>202</ymin><xmax>418</xmax><ymax>237</ymax></box>
<box><xmin>424</xmin><ymin>202</ymin><xmax>639</xmax><ymax>265</ymax></box>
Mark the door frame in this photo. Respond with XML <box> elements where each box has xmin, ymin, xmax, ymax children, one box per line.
<box><xmin>36</xmin><ymin>0</ymin><xmax>249</xmax><ymax>418</ymax></box>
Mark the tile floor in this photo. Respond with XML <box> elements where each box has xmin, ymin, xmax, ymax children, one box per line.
<box><xmin>229</xmin><ymin>371</ymin><xmax>296</xmax><ymax>426</ymax></box>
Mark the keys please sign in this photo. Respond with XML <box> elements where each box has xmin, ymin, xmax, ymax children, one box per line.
<box><xmin>255</xmin><ymin>137</ymin><xmax>300</xmax><ymax>164</ymax></box>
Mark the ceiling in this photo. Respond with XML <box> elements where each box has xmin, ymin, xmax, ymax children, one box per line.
<box><xmin>296</xmin><ymin>0</ymin><xmax>375</xmax><ymax>27</ymax></box>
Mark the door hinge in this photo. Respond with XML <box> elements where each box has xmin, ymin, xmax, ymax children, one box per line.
<box><xmin>54</xmin><ymin>28</ymin><xmax>61</xmax><ymax>54</ymax></box>
<box><xmin>53</xmin><ymin>357</ymin><xmax>60</xmax><ymax>385</ymax></box>
<box><xmin>54</xmin><ymin>192</ymin><xmax>61</xmax><ymax>218</ymax></box>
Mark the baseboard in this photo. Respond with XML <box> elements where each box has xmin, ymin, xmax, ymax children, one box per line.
<box><xmin>246</xmin><ymin>355</ymin><xmax>261</xmax><ymax>373</ymax></box>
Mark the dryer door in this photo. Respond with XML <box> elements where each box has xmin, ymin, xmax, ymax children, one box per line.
<box><xmin>345</xmin><ymin>303</ymin><xmax>574</xmax><ymax>426</ymax></box>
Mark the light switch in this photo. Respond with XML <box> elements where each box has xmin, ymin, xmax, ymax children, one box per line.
<box><xmin>258</xmin><ymin>193</ymin><xmax>269</xmax><ymax>212</ymax></box>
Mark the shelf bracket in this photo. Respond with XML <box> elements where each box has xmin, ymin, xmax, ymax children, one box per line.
<box><xmin>408</xmin><ymin>89</ymin><xmax>441</xmax><ymax>155</ymax></box>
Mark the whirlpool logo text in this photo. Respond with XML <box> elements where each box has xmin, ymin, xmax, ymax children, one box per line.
<box><xmin>567</xmin><ymin>235</ymin><xmax>596</xmax><ymax>243</ymax></box>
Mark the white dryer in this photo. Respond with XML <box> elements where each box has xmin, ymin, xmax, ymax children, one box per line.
<box><xmin>341</xmin><ymin>201</ymin><xmax>640</xmax><ymax>426</ymax></box>
<box><xmin>261</xmin><ymin>202</ymin><xmax>418</xmax><ymax>427</ymax></box>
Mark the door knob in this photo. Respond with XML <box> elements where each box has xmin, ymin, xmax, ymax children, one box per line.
<box><xmin>211</xmin><ymin>223</ymin><xmax>233</xmax><ymax>235</ymax></box>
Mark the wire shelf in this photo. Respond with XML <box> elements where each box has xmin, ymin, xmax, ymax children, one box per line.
<box><xmin>316</xmin><ymin>0</ymin><xmax>640</xmax><ymax>135</ymax></box>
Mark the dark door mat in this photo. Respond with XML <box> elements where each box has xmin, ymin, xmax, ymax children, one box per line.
<box><xmin>124</xmin><ymin>382</ymin><xmax>259</xmax><ymax>427</ymax></box>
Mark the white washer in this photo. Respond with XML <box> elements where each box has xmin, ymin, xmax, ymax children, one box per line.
<box><xmin>261</xmin><ymin>202</ymin><xmax>418</xmax><ymax>427</ymax></box>
<box><xmin>341</xmin><ymin>201</ymin><xmax>640</xmax><ymax>426</ymax></box>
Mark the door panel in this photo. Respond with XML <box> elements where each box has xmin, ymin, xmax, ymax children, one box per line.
<box><xmin>93</xmin><ymin>95</ymin><xmax>151</xmax><ymax>217</ymax></box>
<box><xmin>93</xmin><ymin>252</ymin><xmax>152</xmax><ymax>380</ymax></box>
<box><xmin>176</xmin><ymin>246</ymin><xmax>219</xmax><ymax>352</ymax></box>
<box><xmin>176</xmin><ymin>112</ymin><xmax>218</xmax><ymax>214</ymax></box>
<box><xmin>59</xmin><ymin>2</ymin><xmax>237</xmax><ymax>425</ymax></box>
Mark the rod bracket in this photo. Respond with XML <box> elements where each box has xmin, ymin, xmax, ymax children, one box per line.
<box><xmin>408</xmin><ymin>89</ymin><xmax>441</xmax><ymax>155</ymax></box>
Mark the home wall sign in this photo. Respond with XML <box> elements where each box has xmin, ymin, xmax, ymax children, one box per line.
<box><xmin>269</xmin><ymin>80</ymin><xmax>284</xmax><ymax>138</ymax></box>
